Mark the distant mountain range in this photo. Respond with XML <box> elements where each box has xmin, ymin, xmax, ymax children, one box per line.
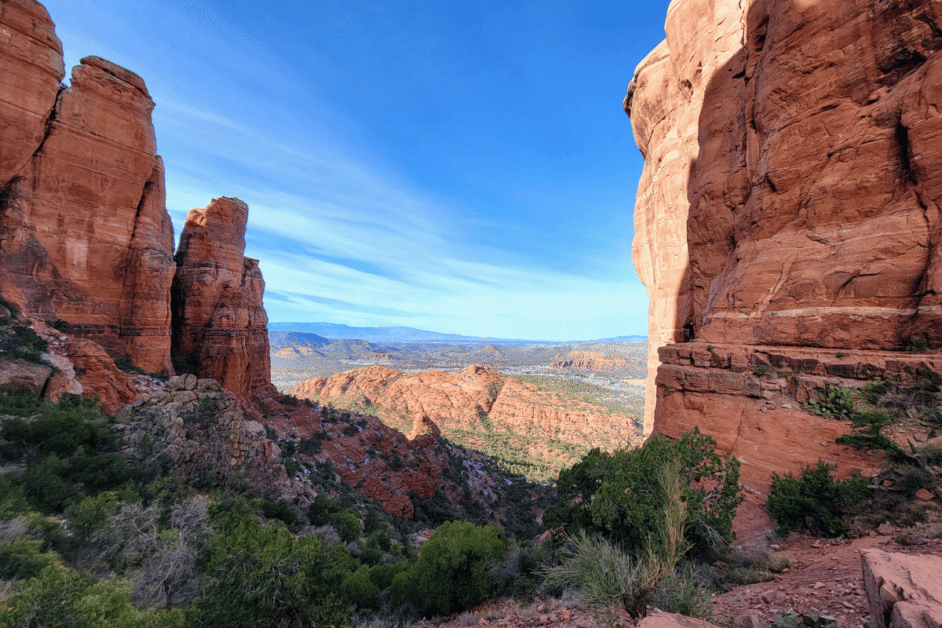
<box><xmin>267</xmin><ymin>322</ymin><xmax>646</xmax><ymax>344</ymax></box>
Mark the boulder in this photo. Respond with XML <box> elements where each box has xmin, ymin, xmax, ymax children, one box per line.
<box><xmin>65</xmin><ymin>338</ymin><xmax>139</xmax><ymax>413</ymax></box>
<box><xmin>861</xmin><ymin>549</ymin><xmax>942</xmax><ymax>628</ymax></box>
<box><xmin>0</xmin><ymin>359</ymin><xmax>51</xmax><ymax>395</ymax></box>
<box><xmin>639</xmin><ymin>611</ymin><xmax>723</xmax><ymax>628</ymax></box>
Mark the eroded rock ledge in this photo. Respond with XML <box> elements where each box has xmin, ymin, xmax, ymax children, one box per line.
<box><xmin>655</xmin><ymin>342</ymin><xmax>942</xmax><ymax>501</ymax></box>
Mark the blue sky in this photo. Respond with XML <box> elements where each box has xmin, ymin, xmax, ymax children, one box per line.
<box><xmin>42</xmin><ymin>0</ymin><xmax>669</xmax><ymax>341</ymax></box>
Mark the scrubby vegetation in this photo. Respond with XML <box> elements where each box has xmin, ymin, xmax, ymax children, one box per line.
<box><xmin>765</xmin><ymin>462</ymin><xmax>869</xmax><ymax>537</ymax></box>
<box><xmin>0</xmin><ymin>317</ymin><xmax>48</xmax><ymax>365</ymax></box>
<box><xmin>771</xmin><ymin>378</ymin><xmax>942</xmax><ymax>539</ymax></box>
<box><xmin>0</xmin><ymin>387</ymin><xmax>753</xmax><ymax>625</ymax></box>
<box><xmin>544</xmin><ymin>428</ymin><xmax>743</xmax><ymax>558</ymax></box>
<box><xmin>539</xmin><ymin>430</ymin><xmax>745</xmax><ymax>620</ymax></box>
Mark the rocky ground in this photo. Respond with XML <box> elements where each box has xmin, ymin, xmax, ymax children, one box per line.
<box><xmin>404</xmin><ymin>532</ymin><xmax>942</xmax><ymax>628</ymax></box>
<box><xmin>712</xmin><ymin>532</ymin><xmax>942</xmax><ymax>628</ymax></box>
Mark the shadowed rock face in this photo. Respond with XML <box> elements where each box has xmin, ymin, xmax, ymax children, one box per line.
<box><xmin>171</xmin><ymin>197</ymin><xmax>278</xmax><ymax>409</ymax></box>
<box><xmin>627</xmin><ymin>0</ymin><xmax>942</xmax><ymax>514</ymax></box>
<box><xmin>0</xmin><ymin>1</ymin><xmax>176</xmax><ymax>375</ymax></box>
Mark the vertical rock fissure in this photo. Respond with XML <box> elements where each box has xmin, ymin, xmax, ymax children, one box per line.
<box><xmin>894</xmin><ymin>113</ymin><xmax>917</xmax><ymax>185</ymax></box>
<box><xmin>29</xmin><ymin>85</ymin><xmax>65</xmax><ymax>159</ymax></box>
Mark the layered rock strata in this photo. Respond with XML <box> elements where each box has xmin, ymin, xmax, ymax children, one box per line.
<box><xmin>0</xmin><ymin>2</ymin><xmax>278</xmax><ymax>412</ymax></box>
<box><xmin>171</xmin><ymin>197</ymin><xmax>278</xmax><ymax>410</ymax></box>
<box><xmin>551</xmin><ymin>351</ymin><xmax>629</xmax><ymax>371</ymax></box>
<box><xmin>627</xmin><ymin>0</ymin><xmax>942</xmax><ymax>480</ymax></box>
<box><xmin>651</xmin><ymin>342</ymin><xmax>942</xmax><ymax>498</ymax></box>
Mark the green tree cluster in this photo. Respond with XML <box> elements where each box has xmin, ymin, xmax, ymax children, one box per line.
<box><xmin>544</xmin><ymin>428</ymin><xmax>743</xmax><ymax>557</ymax></box>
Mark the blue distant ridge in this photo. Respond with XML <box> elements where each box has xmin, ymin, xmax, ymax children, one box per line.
<box><xmin>267</xmin><ymin>322</ymin><xmax>646</xmax><ymax>345</ymax></box>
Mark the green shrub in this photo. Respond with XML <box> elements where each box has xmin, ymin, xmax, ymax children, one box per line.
<box><xmin>366</xmin><ymin>561</ymin><xmax>410</xmax><ymax>590</ymax></box>
<box><xmin>0</xmin><ymin>537</ymin><xmax>60</xmax><ymax>580</ymax></box>
<box><xmin>905</xmin><ymin>336</ymin><xmax>929</xmax><ymax>353</ymax></box>
<box><xmin>390</xmin><ymin>521</ymin><xmax>508</xmax><ymax>616</ymax></box>
<box><xmin>543</xmin><ymin>428</ymin><xmax>743</xmax><ymax>557</ymax></box>
<box><xmin>283</xmin><ymin>457</ymin><xmax>300</xmax><ymax>478</ymax></box>
<box><xmin>0</xmin><ymin>321</ymin><xmax>48</xmax><ymax>364</ymax></box>
<box><xmin>804</xmin><ymin>386</ymin><xmax>855</xmax><ymax>419</ymax></box>
<box><xmin>0</xmin><ymin>391</ymin><xmax>47</xmax><ymax>417</ymax></box>
<box><xmin>861</xmin><ymin>381</ymin><xmax>893</xmax><ymax>405</ymax></box>
<box><xmin>765</xmin><ymin>461</ymin><xmax>868</xmax><ymax>537</ymax></box>
<box><xmin>188</xmin><ymin>518</ymin><xmax>350</xmax><ymax>627</ymax></box>
<box><xmin>341</xmin><ymin>565</ymin><xmax>380</xmax><ymax>610</ymax></box>
<box><xmin>329</xmin><ymin>510</ymin><xmax>360</xmax><ymax>543</ymax></box>
<box><xmin>0</xmin><ymin>562</ymin><xmax>179</xmax><ymax>628</ymax></box>
<box><xmin>260</xmin><ymin>499</ymin><xmax>299</xmax><ymax>526</ymax></box>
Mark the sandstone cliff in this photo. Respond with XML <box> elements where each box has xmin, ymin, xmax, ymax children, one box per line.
<box><xmin>628</xmin><ymin>0</ymin><xmax>942</xmax><ymax>504</ymax></box>
<box><xmin>0</xmin><ymin>35</ymin><xmax>176</xmax><ymax>375</ymax></box>
<box><xmin>551</xmin><ymin>351</ymin><xmax>630</xmax><ymax>371</ymax></box>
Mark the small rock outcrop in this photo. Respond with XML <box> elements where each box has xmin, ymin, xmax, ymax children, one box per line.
<box><xmin>0</xmin><ymin>360</ymin><xmax>51</xmax><ymax>396</ymax></box>
<box><xmin>114</xmin><ymin>375</ymin><xmax>296</xmax><ymax>499</ymax></box>
<box><xmin>638</xmin><ymin>612</ymin><xmax>722</xmax><ymax>628</ymax></box>
<box><xmin>861</xmin><ymin>549</ymin><xmax>942</xmax><ymax>628</ymax></box>
<box><xmin>627</xmin><ymin>0</ymin><xmax>942</xmax><ymax>500</ymax></box>
<box><xmin>171</xmin><ymin>197</ymin><xmax>279</xmax><ymax>411</ymax></box>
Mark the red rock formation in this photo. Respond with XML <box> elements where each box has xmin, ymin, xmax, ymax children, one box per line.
<box><xmin>294</xmin><ymin>364</ymin><xmax>642</xmax><ymax>467</ymax></box>
<box><xmin>627</xmin><ymin>0</ymin><xmax>942</xmax><ymax>518</ymax></box>
<box><xmin>0</xmin><ymin>0</ymin><xmax>64</xmax><ymax>186</ymax></box>
<box><xmin>171</xmin><ymin>197</ymin><xmax>278</xmax><ymax>410</ymax></box>
<box><xmin>0</xmin><ymin>0</ymin><xmax>176</xmax><ymax>376</ymax></box>
<box><xmin>261</xmin><ymin>400</ymin><xmax>553</xmax><ymax>527</ymax></box>
<box><xmin>0</xmin><ymin>3</ymin><xmax>279</xmax><ymax>414</ymax></box>
<box><xmin>628</xmin><ymin>0</ymin><xmax>942</xmax><ymax>434</ymax></box>
<box><xmin>407</xmin><ymin>414</ymin><xmax>442</xmax><ymax>441</ymax></box>
<box><xmin>651</xmin><ymin>342</ymin><xmax>909</xmax><ymax>500</ymax></box>
<box><xmin>861</xmin><ymin>549</ymin><xmax>942</xmax><ymax>628</ymax></box>
<box><xmin>64</xmin><ymin>338</ymin><xmax>140</xmax><ymax>413</ymax></box>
